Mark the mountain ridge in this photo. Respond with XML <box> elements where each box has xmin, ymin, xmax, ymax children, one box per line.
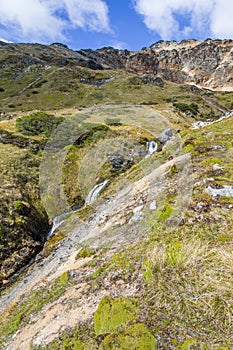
<box><xmin>1</xmin><ymin>38</ymin><xmax>232</xmax><ymax>91</ymax></box>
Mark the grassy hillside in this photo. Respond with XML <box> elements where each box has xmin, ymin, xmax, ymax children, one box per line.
<box><xmin>0</xmin><ymin>62</ymin><xmax>232</xmax><ymax>115</ymax></box>
<box><xmin>0</xmin><ymin>111</ymin><xmax>232</xmax><ymax>349</ymax></box>
<box><xmin>0</xmin><ymin>48</ymin><xmax>232</xmax><ymax>349</ymax></box>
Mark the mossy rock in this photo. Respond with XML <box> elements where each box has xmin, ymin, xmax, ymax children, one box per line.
<box><xmin>98</xmin><ymin>323</ymin><xmax>156</xmax><ymax>350</ymax></box>
<box><xmin>94</xmin><ymin>297</ymin><xmax>138</xmax><ymax>336</ymax></box>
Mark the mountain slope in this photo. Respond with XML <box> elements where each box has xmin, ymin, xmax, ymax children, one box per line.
<box><xmin>0</xmin><ymin>39</ymin><xmax>232</xmax><ymax>349</ymax></box>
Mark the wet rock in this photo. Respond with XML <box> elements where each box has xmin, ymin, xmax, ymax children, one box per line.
<box><xmin>208</xmin><ymin>145</ymin><xmax>224</xmax><ymax>151</ymax></box>
<box><xmin>108</xmin><ymin>154</ymin><xmax>133</xmax><ymax>171</ymax></box>
<box><xmin>129</xmin><ymin>206</ymin><xmax>144</xmax><ymax>223</ymax></box>
<box><xmin>146</xmin><ymin>141</ymin><xmax>158</xmax><ymax>156</ymax></box>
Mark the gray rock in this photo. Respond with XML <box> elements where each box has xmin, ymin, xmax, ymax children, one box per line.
<box><xmin>213</xmin><ymin>163</ymin><xmax>223</xmax><ymax>171</ymax></box>
<box><xmin>108</xmin><ymin>154</ymin><xmax>133</xmax><ymax>171</ymax></box>
<box><xmin>140</xmin><ymin>75</ymin><xmax>164</xmax><ymax>87</ymax></box>
<box><xmin>206</xmin><ymin>185</ymin><xmax>233</xmax><ymax>197</ymax></box>
<box><xmin>157</xmin><ymin>128</ymin><xmax>173</xmax><ymax>144</ymax></box>
<box><xmin>149</xmin><ymin>201</ymin><xmax>157</xmax><ymax>211</ymax></box>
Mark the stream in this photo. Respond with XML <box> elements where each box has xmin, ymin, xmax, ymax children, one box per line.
<box><xmin>85</xmin><ymin>179</ymin><xmax>110</xmax><ymax>206</ymax></box>
<box><xmin>191</xmin><ymin>110</ymin><xmax>233</xmax><ymax>129</ymax></box>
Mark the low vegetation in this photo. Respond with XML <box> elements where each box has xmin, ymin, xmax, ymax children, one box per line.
<box><xmin>16</xmin><ymin>111</ymin><xmax>64</xmax><ymax>137</ymax></box>
<box><xmin>173</xmin><ymin>102</ymin><xmax>199</xmax><ymax>115</ymax></box>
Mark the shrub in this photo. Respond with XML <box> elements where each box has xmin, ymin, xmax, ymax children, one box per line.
<box><xmin>16</xmin><ymin>111</ymin><xmax>64</xmax><ymax>136</ymax></box>
<box><xmin>173</xmin><ymin>102</ymin><xmax>199</xmax><ymax>115</ymax></box>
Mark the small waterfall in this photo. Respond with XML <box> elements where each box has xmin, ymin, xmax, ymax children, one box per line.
<box><xmin>47</xmin><ymin>211</ymin><xmax>72</xmax><ymax>239</ymax></box>
<box><xmin>146</xmin><ymin>141</ymin><xmax>158</xmax><ymax>157</ymax></box>
<box><xmin>85</xmin><ymin>179</ymin><xmax>109</xmax><ymax>206</ymax></box>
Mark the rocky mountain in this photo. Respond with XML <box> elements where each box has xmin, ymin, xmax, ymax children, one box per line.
<box><xmin>0</xmin><ymin>39</ymin><xmax>233</xmax><ymax>349</ymax></box>
<box><xmin>1</xmin><ymin>38</ymin><xmax>232</xmax><ymax>91</ymax></box>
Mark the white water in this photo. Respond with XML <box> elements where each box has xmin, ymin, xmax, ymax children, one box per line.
<box><xmin>48</xmin><ymin>180</ymin><xmax>110</xmax><ymax>238</ymax></box>
<box><xmin>47</xmin><ymin>212</ymin><xmax>73</xmax><ymax>238</ymax></box>
<box><xmin>146</xmin><ymin>141</ymin><xmax>158</xmax><ymax>157</ymax></box>
<box><xmin>85</xmin><ymin>179</ymin><xmax>109</xmax><ymax>206</ymax></box>
<box><xmin>191</xmin><ymin>110</ymin><xmax>233</xmax><ymax>129</ymax></box>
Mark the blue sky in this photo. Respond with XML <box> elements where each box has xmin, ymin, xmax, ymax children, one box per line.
<box><xmin>0</xmin><ymin>0</ymin><xmax>232</xmax><ymax>51</ymax></box>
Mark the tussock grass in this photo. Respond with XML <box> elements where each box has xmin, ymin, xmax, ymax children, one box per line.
<box><xmin>142</xmin><ymin>237</ymin><xmax>233</xmax><ymax>345</ymax></box>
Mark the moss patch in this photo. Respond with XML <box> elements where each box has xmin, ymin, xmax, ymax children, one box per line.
<box><xmin>94</xmin><ymin>297</ymin><xmax>138</xmax><ymax>336</ymax></box>
<box><xmin>98</xmin><ymin>323</ymin><xmax>156</xmax><ymax>350</ymax></box>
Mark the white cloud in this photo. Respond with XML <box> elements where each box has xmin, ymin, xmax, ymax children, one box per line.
<box><xmin>211</xmin><ymin>0</ymin><xmax>233</xmax><ymax>38</ymax></box>
<box><xmin>62</xmin><ymin>0</ymin><xmax>110</xmax><ymax>32</ymax></box>
<box><xmin>0</xmin><ymin>38</ymin><xmax>13</xmax><ymax>43</ymax></box>
<box><xmin>0</xmin><ymin>0</ymin><xmax>110</xmax><ymax>43</ymax></box>
<box><xmin>133</xmin><ymin>0</ymin><xmax>233</xmax><ymax>40</ymax></box>
<box><xmin>110</xmin><ymin>40</ymin><xmax>127</xmax><ymax>50</ymax></box>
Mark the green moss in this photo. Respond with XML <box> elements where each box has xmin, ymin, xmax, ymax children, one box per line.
<box><xmin>167</xmin><ymin>164</ymin><xmax>179</xmax><ymax>177</ymax></box>
<box><xmin>59</xmin><ymin>271</ymin><xmax>69</xmax><ymax>284</ymax></box>
<box><xmin>94</xmin><ymin>297</ymin><xmax>138</xmax><ymax>336</ymax></box>
<box><xmin>200</xmin><ymin>157</ymin><xmax>224</xmax><ymax>166</ymax></box>
<box><xmin>154</xmin><ymin>204</ymin><xmax>174</xmax><ymax>223</ymax></box>
<box><xmin>75</xmin><ymin>247</ymin><xmax>96</xmax><ymax>260</ymax></box>
<box><xmin>98</xmin><ymin>323</ymin><xmax>156</xmax><ymax>350</ymax></box>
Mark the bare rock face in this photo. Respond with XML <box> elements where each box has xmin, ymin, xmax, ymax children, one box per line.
<box><xmin>121</xmin><ymin>39</ymin><xmax>233</xmax><ymax>90</ymax></box>
<box><xmin>86</xmin><ymin>39</ymin><xmax>233</xmax><ymax>91</ymax></box>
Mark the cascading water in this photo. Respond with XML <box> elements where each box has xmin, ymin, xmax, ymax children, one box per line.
<box><xmin>47</xmin><ymin>180</ymin><xmax>109</xmax><ymax>238</ymax></box>
<box><xmin>47</xmin><ymin>211</ymin><xmax>73</xmax><ymax>239</ymax></box>
<box><xmin>85</xmin><ymin>179</ymin><xmax>109</xmax><ymax>206</ymax></box>
<box><xmin>146</xmin><ymin>141</ymin><xmax>158</xmax><ymax>157</ymax></box>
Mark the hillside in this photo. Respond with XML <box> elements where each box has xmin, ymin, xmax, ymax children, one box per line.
<box><xmin>0</xmin><ymin>39</ymin><xmax>233</xmax><ymax>349</ymax></box>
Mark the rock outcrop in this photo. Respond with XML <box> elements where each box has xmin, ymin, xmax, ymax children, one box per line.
<box><xmin>78</xmin><ymin>39</ymin><xmax>233</xmax><ymax>90</ymax></box>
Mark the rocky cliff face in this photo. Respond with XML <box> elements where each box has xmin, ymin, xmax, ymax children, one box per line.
<box><xmin>0</xmin><ymin>39</ymin><xmax>232</xmax><ymax>91</ymax></box>
<box><xmin>86</xmin><ymin>39</ymin><xmax>233</xmax><ymax>91</ymax></box>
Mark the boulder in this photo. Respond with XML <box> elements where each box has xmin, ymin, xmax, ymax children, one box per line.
<box><xmin>157</xmin><ymin>128</ymin><xmax>173</xmax><ymax>144</ymax></box>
